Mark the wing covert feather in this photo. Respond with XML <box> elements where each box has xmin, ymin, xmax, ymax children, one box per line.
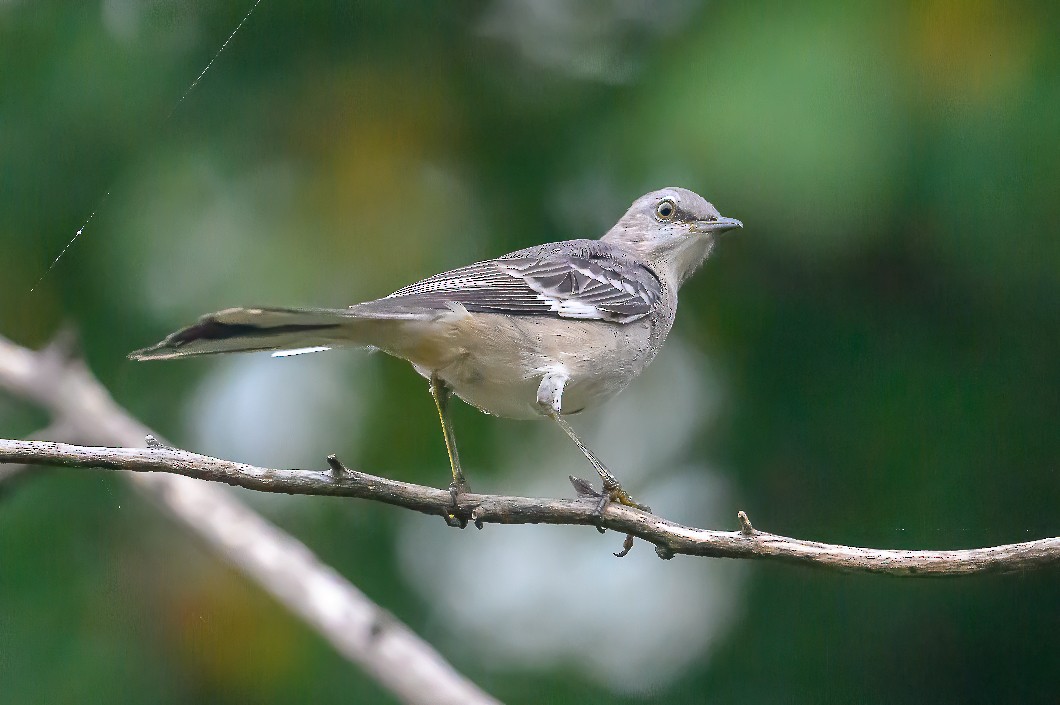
<box><xmin>376</xmin><ymin>241</ymin><xmax>661</xmax><ymax>324</ymax></box>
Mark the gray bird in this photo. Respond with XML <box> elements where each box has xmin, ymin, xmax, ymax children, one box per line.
<box><xmin>130</xmin><ymin>187</ymin><xmax>742</xmax><ymax>522</ymax></box>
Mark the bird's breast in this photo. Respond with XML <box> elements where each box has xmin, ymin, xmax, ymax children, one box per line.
<box><xmin>419</xmin><ymin>312</ymin><xmax>659</xmax><ymax>420</ymax></box>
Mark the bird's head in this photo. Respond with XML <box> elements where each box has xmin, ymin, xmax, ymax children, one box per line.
<box><xmin>601</xmin><ymin>187</ymin><xmax>742</xmax><ymax>286</ymax></box>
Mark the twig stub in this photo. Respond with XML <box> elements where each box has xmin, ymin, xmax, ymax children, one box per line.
<box><xmin>738</xmin><ymin>511</ymin><xmax>755</xmax><ymax>536</ymax></box>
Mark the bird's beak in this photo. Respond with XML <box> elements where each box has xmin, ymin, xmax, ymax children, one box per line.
<box><xmin>692</xmin><ymin>216</ymin><xmax>743</xmax><ymax>235</ymax></box>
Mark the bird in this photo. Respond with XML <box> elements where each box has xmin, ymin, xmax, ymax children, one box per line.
<box><xmin>130</xmin><ymin>187</ymin><xmax>742</xmax><ymax>524</ymax></box>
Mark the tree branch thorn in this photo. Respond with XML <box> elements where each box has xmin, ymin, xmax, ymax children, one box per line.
<box><xmin>738</xmin><ymin>510</ymin><xmax>755</xmax><ymax>536</ymax></box>
<box><xmin>326</xmin><ymin>453</ymin><xmax>348</xmax><ymax>478</ymax></box>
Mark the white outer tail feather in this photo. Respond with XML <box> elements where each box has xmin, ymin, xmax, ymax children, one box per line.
<box><xmin>129</xmin><ymin>307</ymin><xmax>364</xmax><ymax>361</ymax></box>
<box><xmin>271</xmin><ymin>346</ymin><xmax>333</xmax><ymax>358</ymax></box>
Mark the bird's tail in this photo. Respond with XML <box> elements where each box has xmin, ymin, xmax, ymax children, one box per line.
<box><xmin>128</xmin><ymin>304</ymin><xmax>428</xmax><ymax>361</ymax></box>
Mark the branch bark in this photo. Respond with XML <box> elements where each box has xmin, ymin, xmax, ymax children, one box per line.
<box><xmin>0</xmin><ymin>332</ymin><xmax>498</xmax><ymax>705</ymax></box>
<box><xmin>2</xmin><ymin>437</ymin><xmax>1057</xmax><ymax>577</ymax></box>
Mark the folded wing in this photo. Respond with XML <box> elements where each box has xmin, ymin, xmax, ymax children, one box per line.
<box><xmin>376</xmin><ymin>241</ymin><xmax>662</xmax><ymax>324</ymax></box>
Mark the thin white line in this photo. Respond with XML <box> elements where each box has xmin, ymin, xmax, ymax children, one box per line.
<box><xmin>30</xmin><ymin>191</ymin><xmax>110</xmax><ymax>293</ymax></box>
<box><xmin>272</xmin><ymin>346</ymin><xmax>332</xmax><ymax>358</ymax></box>
<box><xmin>32</xmin><ymin>0</ymin><xmax>267</xmax><ymax>293</ymax></box>
<box><xmin>168</xmin><ymin>0</ymin><xmax>266</xmax><ymax>118</ymax></box>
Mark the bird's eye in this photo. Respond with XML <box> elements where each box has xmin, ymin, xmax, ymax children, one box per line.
<box><xmin>656</xmin><ymin>199</ymin><xmax>676</xmax><ymax>220</ymax></box>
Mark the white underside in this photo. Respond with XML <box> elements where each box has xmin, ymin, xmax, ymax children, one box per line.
<box><xmin>407</xmin><ymin>313</ymin><xmax>658</xmax><ymax>420</ymax></box>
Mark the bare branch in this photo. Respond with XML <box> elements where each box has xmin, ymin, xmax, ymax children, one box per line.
<box><xmin>2</xmin><ymin>438</ymin><xmax>1057</xmax><ymax>577</ymax></box>
<box><xmin>0</xmin><ymin>420</ymin><xmax>77</xmax><ymax>490</ymax></box>
<box><xmin>0</xmin><ymin>333</ymin><xmax>499</xmax><ymax>705</ymax></box>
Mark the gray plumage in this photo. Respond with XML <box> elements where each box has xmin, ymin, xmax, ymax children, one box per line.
<box><xmin>382</xmin><ymin>240</ymin><xmax>662</xmax><ymax>323</ymax></box>
<box><xmin>130</xmin><ymin>187</ymin><xmax>741</xmax><ymax>507</ymax></box>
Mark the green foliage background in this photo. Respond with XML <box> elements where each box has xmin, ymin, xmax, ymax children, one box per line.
<box><xmin>1</xmin><ymin>1</ymin><xmax>1057</xmax><ymax>703</ymax></box>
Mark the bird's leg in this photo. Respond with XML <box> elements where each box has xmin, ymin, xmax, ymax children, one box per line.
<box><xmin>549</xmin><ymin>413</ymin><xmax>651</xmax><ymax>516</ymax></box>
<box><xmin>536</xmin><ymin>372</ymin><xmax>651</xmax><ymax>521</ymax></box>
<box><xmin>429</xmin><ymin>372</ymin><xmax>469</xmax><ymax>527</ymax></box>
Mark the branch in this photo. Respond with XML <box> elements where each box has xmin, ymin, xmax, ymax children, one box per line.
<box><xmin>0</xmin><ymin>420</ymin><xmax>77</xmax><ymax>491</ymax></box>
<box><xmin>2</xmin><ymin>438</ymin><xmax>1057</xmax><ymax>577</ymax></box>
<box><xmin>0</xmin><ymin>332</ymin><xmax>498</xmax><ymax>705</ymax></box>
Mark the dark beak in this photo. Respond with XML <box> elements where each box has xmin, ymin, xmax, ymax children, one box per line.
<box><xmin>693</xmin><ymin>216</ymin><xmax>743</xmax><ymax>234</ymax></box>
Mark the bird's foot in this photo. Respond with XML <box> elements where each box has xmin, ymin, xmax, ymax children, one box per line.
<box><xmin>599</xmin><ymin>482</ymin><xmax>652</xmax><ymax>516</ymax></box>
<box><xmin>569</xmin><ymin>475</ymin><xmax>651</xmax><ymax>558</ymax></box>
<box><xmin>442</xmin><ymin>479</ymin><xmax>471</xmax><ymax>528</ymax></box>
<box><xmin>569</xmin><ymin>476</ymin><xmax>651</xmax><ymax>516</ymax></box>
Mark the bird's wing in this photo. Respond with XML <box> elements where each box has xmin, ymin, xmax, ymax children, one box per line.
<box><xmin>372</xmin><ymin>243</ymin><xmax>662</xmax><ymax>324</ymax></box>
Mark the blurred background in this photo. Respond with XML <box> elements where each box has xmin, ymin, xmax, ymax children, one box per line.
<box><xmin>1</xmin><ymin>1</ymin><xmax>1058</xmax><ymax>702</ymax></box>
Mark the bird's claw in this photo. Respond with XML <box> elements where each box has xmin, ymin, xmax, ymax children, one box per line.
<box><xmin>443</xmin><ymin>480</ymin><xmax>470</xmax><ymax>528</ymax></box>
<box><xmin>442</xmin><ymin>512</ymin><xmax>467</xmax><ymax>528</ymax></box>
<box><xmin>569</xmin><ymin>475</ymin><xmax>609</xmax><ymax>533</ymax></box>
<box><xmin>569</xmin><ymin>475</ymin><xmax>650</xmax><ymax>556</ymax></box>
<box><xmin>596</xmin><ymin>480</ymin><xmax>651</xmax><ymax>517</ymax></box>
<box><xmin>614</xmin><ymin>533</ymin><xmax>635</xmax><ymax>558</ymax></box>
<box><xmin>568</xmin><ymin>474</ymin><xmax>599</xmax><ymax>499</ymax></box>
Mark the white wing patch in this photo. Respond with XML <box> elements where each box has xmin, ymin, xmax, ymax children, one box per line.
<box><xmin>540</xmin><ymin>297</ymin><xmax>603</xmax><ymax>319</ymax></box>
<box><xmin>369</xmin><ymin>242</ymin><xmax>662</xmax><ymax>324</ymax></box>
<box><xmin>502</xmin><ymin>256</ymin><xmax>662</xmax><ymax>323</ymax></box>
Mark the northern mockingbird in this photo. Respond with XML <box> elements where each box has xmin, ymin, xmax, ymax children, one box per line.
<box><xmin>131</xmin><ymin>187</ymin><xmax>742</xmax><ymax>521</ymax></box>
